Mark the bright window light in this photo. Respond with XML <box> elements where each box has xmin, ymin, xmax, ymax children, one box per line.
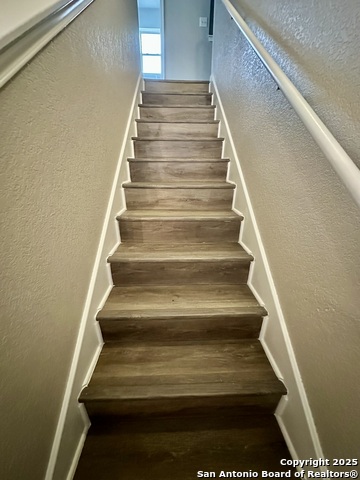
<box><xmin>142</xmin><ymin>55</ymin><xmax>162</xmax><ymax>74</ymax></box>
<box><xmin>141</xmin><ymin>33</ymin><xmax>161</xmax><ymax>55</ymax></box>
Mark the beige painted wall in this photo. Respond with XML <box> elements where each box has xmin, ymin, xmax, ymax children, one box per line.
<box><xmin>212</xmin><ymin>0</ymin><xmax>360</xmax><ymax>462</ymax></box>
<box><xmin>164</xmin><ymin>0</ymin><xmax>212</xmax><ymax>80</ymax></box>
<box><xmin>0</xmin><ymin>0</ymin><xmax>140</xmax><ymax>478</ymax></box>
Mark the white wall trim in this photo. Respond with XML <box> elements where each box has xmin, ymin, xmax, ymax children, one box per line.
<box><xmin>66</xmin><ymin>426</ymin><xmax>87</xmax><ymax>480</ymax></box>
<box><xmin>45</xmin><ymin>74</ymin><xmax>142</xmax><ymax>480</ymax></box>
<box><xmin>211</xmin><ymin>75</ymin><xmax>325</xmax><ymax>466</ymax></box>
<box><xmin>0</xmin><ymin>0</ymin><xmax>95</xmax><ymax>89</ymax></box>
<box><xmin>65</xmin><ymin>370</ymin><xmax>98</xmax><ymax>480</ymax></box>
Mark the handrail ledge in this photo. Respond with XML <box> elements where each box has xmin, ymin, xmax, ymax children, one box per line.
<box><xmin>221</xmin><ymin>0</ymin><xmax>360</xmax><ymax>209</ymax></box>
<box><xmin>0</xmin><ymin>0</ymin><xmax>94</xmax><ymax>89</ymax></box>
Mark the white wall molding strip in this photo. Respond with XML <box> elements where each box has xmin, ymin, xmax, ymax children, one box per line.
<box><xmin>65</xmin><ymin>354</ymin><xmax>100</xmax><ymax>480</ymax></box>
<box><xmin>45</xmin><ymin>74</ymin><xmax>142</xmax><ymax>480</ymax></box>
<box><xmin>0</xmin><ymin>0</ymin><xmax>94</xmax><ymax>89</ymax></box>
<box><xmin>221</xmin><ymin>0</ymin><xmax>360</xmax><ymax>209</ymax></box>
<box><xmin>211</xmin><ymin>76</ymin><xmax>326</xmax><ymax>469</ymax></box>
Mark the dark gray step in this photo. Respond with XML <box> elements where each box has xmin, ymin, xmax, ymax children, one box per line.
<box><xmin>98</xmin><ymin>284</ymin><xmax>264</xmax><ymax>343</ymax></box>
<box><xmin>142</xmin><ymin>92</ymin><xmax>213</xmax><ymax>106</ymax></box>
<box><xmin>139</xmin><ymin>105</ymin><xmax>216</xmax><ymax>121</ymax></box>
<box><xmin>109</xmin><ymin>242</ymin><xmax>252</xmax><ymax>286</ymax></box>
<box><xmin>118</xmin><ymin>209</ymin><xmax>242</xmax><ymax>243</ymax></box>
<box><xmin>123</xmin><ymin>181</ymin><xmax>235</xmax><ymax>210</ymax></box>
<box><xmin>132</xmin><ymin>138</ymin><xmax>223</xmax><ymax>159</ymax></box>
<box><xmin>136</xmin><ymin>120</ymin><xmax>219</xmax><ymax>139</ymax></box>
<box><xmin>80</xmin><ymin>340</ymin><xmax>286</xmax><ymax>417</ymax></box>
<box><xmin>128</xmin><ymin>158</ymin><xmax>229</xmax><ymax>182</ymax></box>
<box><xmin>74</xmin><ymin>415</ymin><xmax>294</xmax><ymax>480</ymax></box>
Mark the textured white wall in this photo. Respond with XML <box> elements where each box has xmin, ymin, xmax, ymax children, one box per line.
<box><xmin>164</xmin><ymin>0</ymin><xmax>212</xmax><ymax>80</ymax></box>
<box><xmin>0</xmin><ymin>0</ymin><xmax>140</xmax><ymax>478</ymax></box>
<box><xmin>212</xmin><ymin>0</ymin><xmax>360</xmax><ymax>463</ymax></box>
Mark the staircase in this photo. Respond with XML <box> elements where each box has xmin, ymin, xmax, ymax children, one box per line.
<box><xmin>75</xmin><ymin>80</ymin><xmax>292</xmax><ymax>479</ymax></box>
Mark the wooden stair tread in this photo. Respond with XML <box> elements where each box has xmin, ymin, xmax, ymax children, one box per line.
<box><xmin>81</xmin><ymin>341</ymin><xmax>285</xmax><ymax>400</ymax></box>
<box><xmin>141</xmin><ymin>91</ymin><xmax>213</xmax><ymax>96</ymax></box>
<box><xmin>109</xmin><ymin>243</ymin><xmax>252</xmax><ymax>263</ymax></box>
<box><xmin>84</xmin><ymin>340</ymin><xmax>286</xmax><ymax>400</ymax></box>
<box><xmin>123</xmin><ymin>181</ymin><xmax>235</xmax><ymax>189</ymax></box>
<box><xmin>138</xmin><ymin>104</ymin><xmax>216</xmax><ymax>109</ymax></box>
<box><xmin>74</xmin><ymin>415</ymin><xmax>293</xmax><ymax>480</ymax></box>
<box><xmin>99</xmin><ymin>307</ymin><xmax>265</xmax><ymax>320</ymax></box>
<box><xmin>82</xmin><ymin>380</ymin><xmax>285</xmax><ymax>402</ymax></box>
<box><xmin>98</xmin><ymin>285</ymin><xmax>266</xmax><ymax>318</ymax></box>
<box><xmin>132</xmin><ymin>137</ymin><xmax>224</xmax><ymax>141</ymax></box>
<box><xmin>119</xmin><ymin>209</ymin><xmax>241</xmax><ymax>220</ymax></box>
<box><xmin>145</xmin><ymin>80</ymin><xmax>210</xmax><ymax>84</ymax></box>
<box><xmin>139</xmin><ymin>103</ymin><xmax>215</xmax><ymax>108</ymax></box>
<box><xmin>136</xmin><ymin>119</ymin><xmax>219</xmax><ymax>124</ymax></box>
<box><xmin>127</xmin><ymin>157</ymin><xmax>229</xmax><ymax>163</ymax></box>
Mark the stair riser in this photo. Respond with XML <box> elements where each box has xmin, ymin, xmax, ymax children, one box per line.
<box><xmin>124</xmin><ymin>188</ymin><xmax>234</xmax><ymax>210</ymax></box>
<box><xmin>99</xmin><ymin>316</ymin><xmax>262</xmax><ymax>343</ymax></box>
<box><xmin>142</xmin><ymin>93</ymin><xmax>212</xmax><ymax>106</ymax></box>
<box><xmin>84</xmin><ymin>394</ymin><xmax>281</xmax><ymax>418</ymax></box>
<box><xmin>139</xmin><ymin>106</ymin><xmax>215</xmax><ymax>122</ymax></box>
<box><xmin>119</xmin><ymin>218</ymin><xmax>241</xmax><ymax>243</ymax></box>
<box><xmin>145</xmin><ymin>81</ymin><xmax>210</xmax><ymax>93</ymax></box>
<box><xmin>129</xmin><ymin>161</ymin><xmax>228</xmax><ymax>182</ymax></box>
<box><xmin>134</xmin><ymin>140</ymin><xmax>223</xmax><ymax>158</ymax></box>
<box><xmin>137</xmin><ymin>122</ymin><xmax>218</xmax><ymax>139</ymax></box>
<box><xmin>110</xmin><ymin>260</ymin><xmax>250</xmax><ymax>286</ymax></box>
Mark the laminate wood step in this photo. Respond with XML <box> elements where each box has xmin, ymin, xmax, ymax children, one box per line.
<box><xmin>98</xmin><ymin>284</ymin><xmax>265</xmax><ymax>319</ymax></box>
<box><xmin>128</xmin><ymin>157</ymin><xmax>229</xmax><ymax>162</ymax></box>
<box><xmin>136</xmin><ymin>120</ymin><xmax>219</xmax><ymax>124</ymax></box>
<box><xmin>136</xmin><ymin>120</ymin><xmax>219</xmax><ymax>138</ymax></box>
<box><xmin>123</xmin><ymin>182</ymin><xmax>235</xmax><ymax>210</ymax></box>
<box><xmin>100</xmin><ymin>315</ymin><xmax>263</xmax><ymax>343</ymax></box>
<box><xmin>80</xmin><ymin>340</ymin><xmax>286</xmax><ymax>416</ymax></box>
<box><xmin>99</xmin><ymin>282</ymin><xmax>263</xmax><ymax>342</ymax></box>
<box><xmin>133</xmin><ymin>137</ymin><xmax>223</xmax><ymax>141</ymax></box>
<box><xmin>128</xmin><ymin>158</ymin><xmax>229</xmax><ymax>182</ymax></box>
<box><xmin>139</xmin><ymin>105</ymin><xmax>215</xmax><ymax>121</ymax></box>
<box><xmin>74</xmin><ymin>415</ymin><xmax>293</xmax><ymax>480</ymax></box>
<box><xmin>142</xmin><ymin>92</ymin><xmax>213</xmax><ymax>106</ymax></box>
<box><xmin>109</xmin><ymin>242</ymin><xmax>252</xmax><ymax>286</ymax></box>
<box><xmin>118</xmin><ymin>209</ymin><xmax>242</xmax><ymax>243</ymax></box>
<box><xmin>99</xmin><ymin>313</ymin><xmax>264</xmax><ymax>343</ymax></box>
<box><xmin>133</xmin><ymin>138</ymin><xmax>223</xmax><ymax>158</ymax></box>
<box><xmin>110</xmin><ymin>242</ymin><xmax>251</xmax><ymax>261</ymax></box>
<box><xmin>144</xmin><ymin>79</ymin><xmax>210</xmax><ymax>93</ymax></box>
<box><xmin>124</xmin><ymin>181</ymin><xmax>234</xmax><ymax>189</ymax></box>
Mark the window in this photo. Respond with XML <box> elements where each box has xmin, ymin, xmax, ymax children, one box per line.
<box><xmin>140</xmin><ymin>30</ymin><xmax>162</xmax><ymax>78</ymax></box>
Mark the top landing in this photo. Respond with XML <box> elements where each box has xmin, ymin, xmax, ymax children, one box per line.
<box><xmin>144</xmin><ymin>79</ymin><xmax>210</xmax><ymax>94</ymax></box>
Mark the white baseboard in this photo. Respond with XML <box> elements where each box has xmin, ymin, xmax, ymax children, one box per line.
<box><xmin>211</xmin><ymin>76</ymin><xmax>324</xmax><ymax>465</ymax></box>
<box><xmin>65</xmin><ymin>388</ymin><xmax>95</xmax><ymax>480</ymax></box>
<box><xmin>45</xmin><ymin>74</ymin><xmax>142</xmax><ymax>480</ymax></box>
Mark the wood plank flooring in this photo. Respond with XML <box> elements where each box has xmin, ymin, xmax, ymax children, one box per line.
<box><xmin>75</xmin><ymin>80</ymin><xmax>292</xmax><ymax>479</ymax></box>
<box><xmin>75</xmin><ymin>416</ymin><xmax>293</xmax><ymax>480</ymax></box>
